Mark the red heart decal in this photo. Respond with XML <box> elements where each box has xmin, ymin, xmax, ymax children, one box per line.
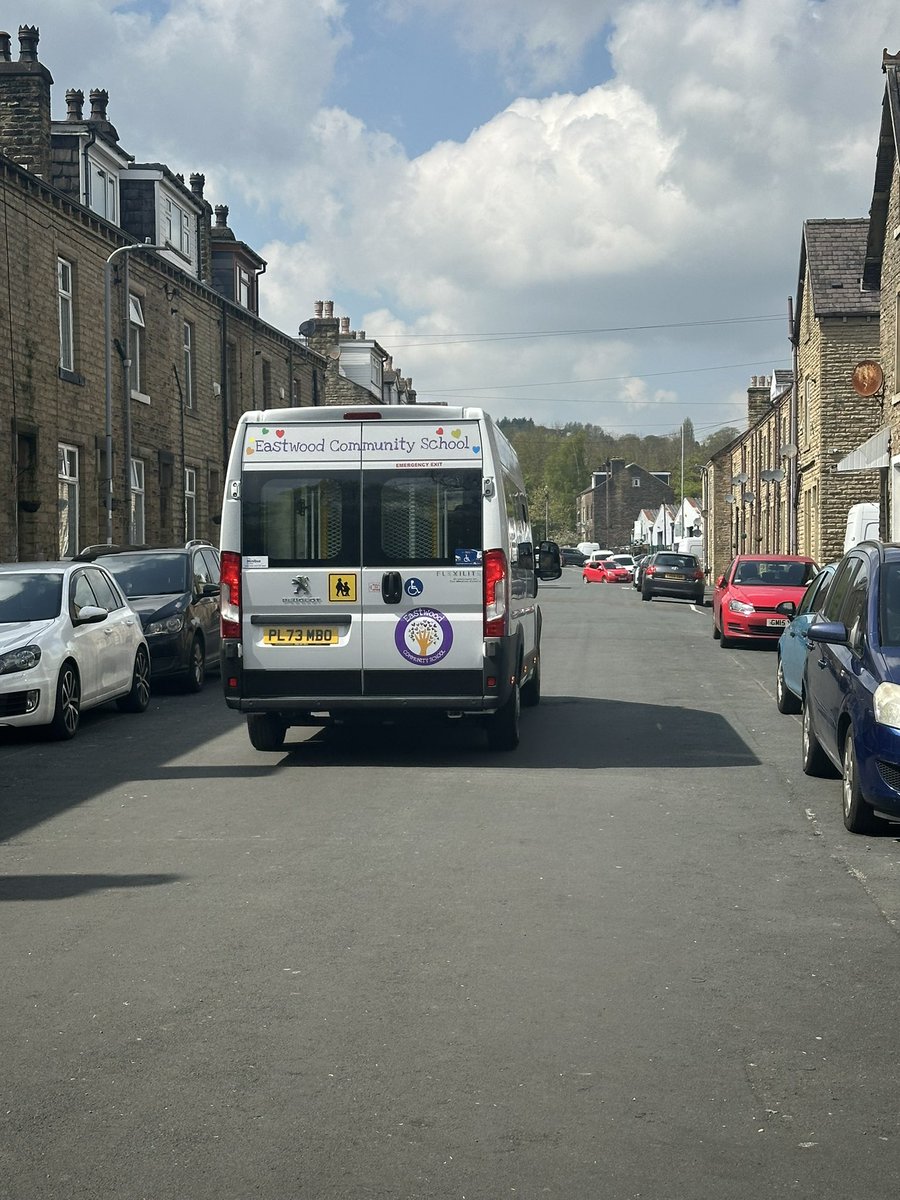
<box><xmin>436</xmin><ymin>427</ymin><xmax>443</xmax><ymax>435</ymax></box>
<box><xmin>275</xmin><ymin>429</ymin><xmax>284</xmax><ymax>437</ymax></box>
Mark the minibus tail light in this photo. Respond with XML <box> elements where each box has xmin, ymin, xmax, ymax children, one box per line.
<box><xmin>220</xmin><ymin>550</ymin><xmax>241</xmax><ymax>639</ymax></box>
<box><xmin>484</xmin><ymin>549</ymin><xmax>509</xmax><ymax>637</ymax></box>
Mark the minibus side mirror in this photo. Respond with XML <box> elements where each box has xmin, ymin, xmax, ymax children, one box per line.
<box><xmin>517</xmin><ymin>542</ymin><xmax>535</xmax><ymax>570</ymax></box>
<box><xmin>536</xmin><ymin>540</ymin><xmax>562</xmax><ymax>581</ymax></box>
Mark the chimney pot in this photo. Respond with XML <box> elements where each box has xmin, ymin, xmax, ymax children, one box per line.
<box><xmin>0</xmin><ymin>32</ymin><xmax>12</xmax><ymax>62</ymax></box>
<box><xmin>323</xmin><ymin>300</ymin><xmax>334</xmax><ymax>318</ymax></box>
<box><xmin>214</xmin><ymin>204</ymin><xmax>229</xmax><ymax>226</ymax></box>
<box><xmin>65</xmin><ymin>88</ymin><xmax>84</xmax><ymax>121</ymax></box>
<box><xmin>340</xmin><ymin>317</ymin><xmax>350</xmax><ymax>334</ymax></box>
<box><xmin>89</xmin><ymin>88</ymin><xmax>109</xmax><ymax>121</ymax></box>
<box><xmin>17</xmin><ymin>24</ymin><xmax>39</xmax><ymax>62</ymax></box>
<box><xmin>314</xmin><ymin>300</ymin><xmax>324</xmax><ymax>317</ymax></box>
<box><xmin>189</xmin><ymin>172</ymin><xmax>205</xmax><ymax>198</ymax></box>
<box><xmin>358</xmin><ymin>330</ymin><xmax>365</xmax><ymax>340</ymax></box>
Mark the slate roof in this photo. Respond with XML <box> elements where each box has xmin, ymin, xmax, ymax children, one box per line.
<box><xmin>801</xmin><ymin>219</ymin><xmax>878</xmax><ymax>319</ymax></box>
<box><xmin>863</xmin><ymin>52</ymin><xmax>900</xmax><ymax>291</ymax></box>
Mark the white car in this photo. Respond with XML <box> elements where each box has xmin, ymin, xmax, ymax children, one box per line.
<box><xmin>0</xmin><ymin>561</ymin><xmax>151</xmax><ymax>739</ymax></box>
<box><xmin>608</xmin><ymin>553</ymin><xmax>636</xmax><ymax>578</ymax></box>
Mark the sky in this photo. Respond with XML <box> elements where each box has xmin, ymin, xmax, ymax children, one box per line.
<box><xmin>17</xmin><ymin>0</ymin><xmax>900</xmax><ymax>441</ymax></box>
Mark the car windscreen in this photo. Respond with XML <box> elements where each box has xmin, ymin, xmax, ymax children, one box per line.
<box><xmin>879</xmin><ymin>562</ymin><xmax>900</xmax><ymax>647</ymax></box>
<box><xmin>0</xmin><ymin>573</ymin><xmax>64</xmax><ymax>622</ymax></box>
<box><xmin>734</xmin><ymin>560</ymin><xmax>816</xmax><ymax>586</ymax></box>
<box><xmin>99</xmin><ymin>554</ymin><xmax>190</xmax><ymax>597</ymax></box>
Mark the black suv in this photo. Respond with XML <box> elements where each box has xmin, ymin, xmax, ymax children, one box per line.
<box><xmin>76</xmin><ymin>542</ymin><xmax>221</xmax><ymax>691</ymax></box>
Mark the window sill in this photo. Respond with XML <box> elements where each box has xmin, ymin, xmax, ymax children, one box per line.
<box><xmin>58</xmin><ymin>366</ymin><xmax>85</xmax><ymax>386</ymax></box>
<box><xmin>131</xmin><ymin>390</ymin><xmax>151</xmax><ymax>405</ymax></box>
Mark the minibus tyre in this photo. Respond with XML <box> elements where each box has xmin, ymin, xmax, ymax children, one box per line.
<box><xmin>247</xmin><ymin>713</ymin><xmax>287</xmax><ymax>751</ymax></box>
<box><xmin>486</xmin><ymin>680</ymin><xmax>520</xmax><ymax>751</ymax></box>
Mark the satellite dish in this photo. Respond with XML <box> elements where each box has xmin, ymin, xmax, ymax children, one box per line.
<box><xmin>742</xmin><ymin>491</ymin><xmax>755</xmax><ymax>504</ymax></box>
<box><xmin>771</xmin><ymin>468</ymin><xmax>785</xmax><ymax>482</ymax></box>
<box><xmin>780</xmin><ymin>444</ymin><xmax>798</xmax><ymax>459</ymax></box>
<box><xmin>725</xmin><ymin>495</ymin><xmax>735</xmax><ymax>504</ymax></box>
<box><xmin>851</xmin><ymin>360</ymin><xmax>884</xmax><ymax>397</ymax></box>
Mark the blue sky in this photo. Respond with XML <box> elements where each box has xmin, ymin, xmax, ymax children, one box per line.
<box><xmin>19</xmin><ymin>0</ymin><xmax>900</xmax><ymax>440</ymax></box>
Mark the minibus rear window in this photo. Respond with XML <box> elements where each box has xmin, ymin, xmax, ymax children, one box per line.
<box><xmin>362</xmin><ymin>469</ymin><xmax>482</xmax><ymax>568</ymax></box>
<box><xmin>241</xmin><ymin>472</ymin><xmax>360</xmax><ymax>568</ymax></box>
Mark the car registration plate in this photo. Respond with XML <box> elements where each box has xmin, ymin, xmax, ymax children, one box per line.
<box><xmin>663</xmin><ymin>573</ymin><xmax>682</xmax><ymax>580</ymax></box>
<box><xmin>264</xmin><ymin>626</ymin><xmax>339</xmax><ymax>646</ymax></box>
<box><xmin>766</xmin><ymin>618</ymin><xmax>787</xmax><ymax>628</ymax></box>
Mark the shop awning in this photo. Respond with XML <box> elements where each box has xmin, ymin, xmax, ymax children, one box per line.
<box><xmin>836</xmin><ymin>426</ymin><xmax>890</xmax><ymax>472</ymax></box>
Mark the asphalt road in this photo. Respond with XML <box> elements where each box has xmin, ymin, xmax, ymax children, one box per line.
<box><xmin>3</xmin><ymin>574</ymin><xmax>900</xmax><ymax>1199</ymax></box>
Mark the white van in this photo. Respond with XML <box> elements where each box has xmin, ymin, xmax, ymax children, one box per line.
<box><xmin>676</xmin><ymin>535</ymin><xmax>703</xmax><ymax>558</ymax></box>
<box><xmin>843</xmin><ymin>502</ymin><xmax>879</xmax><ymax>552</ymax></box>
<box><xmin>219</xmin><ymin>405</ymin><xmax>561</xmax><ymax>752</ymax></box>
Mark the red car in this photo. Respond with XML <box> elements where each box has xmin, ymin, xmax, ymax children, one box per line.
<box><xmin>712</xmin><ymin>555</ymin><xmax>818</xmax><ymax>648</ymax></box>
<box><xmin>583</xmin><ymin>560</ymin><xmax>631</xmax><ymax>584</ymax></box>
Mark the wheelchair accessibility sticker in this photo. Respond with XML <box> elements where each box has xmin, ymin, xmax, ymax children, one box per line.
<box><xmin>395</xmin><ymin>607</ymin><xmax>453</xmax><ymax>665</ymax></box>
<box><xmin>404</xmin><ymin>577</ymin><xmax>424</xmax><ymax>598</ymax></box>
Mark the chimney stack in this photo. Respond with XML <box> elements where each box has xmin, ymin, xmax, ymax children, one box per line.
<box><xmin>0</xmin><ymin>25</ymin><xmax>53</xmax><ymax>177</ymax></box>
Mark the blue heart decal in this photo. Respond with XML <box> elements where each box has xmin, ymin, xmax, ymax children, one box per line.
<box><xmin>472</xmin><ymin>444</ymin><xmax>480</xmax><ymax>454</ymax></box>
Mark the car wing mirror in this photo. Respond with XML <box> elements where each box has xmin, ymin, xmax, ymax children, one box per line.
<box><xmin>807</xmin><ymin>619</ymin><xmax>848</xmax><ymax>645</ymax></box>
<box><xmin>776</xmin><ymin>600</ymin><xmax>796</xmax><ymax>617</ymax></box>
<box><xmin>75</xmin><ymin>604</ymin><xmax>108</xmax><ymax>625</ymax></box>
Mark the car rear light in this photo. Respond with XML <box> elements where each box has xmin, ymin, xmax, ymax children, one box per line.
<box><xmin>694</xmin><ymin>569</ymin><xmax>704</xmax><ymax>581</ymax></box>
<box><xmin>220</xmin><ymin>550</ymin><xmax>241</xmax><ymax>639</ymax></box>
<box><xmin>484</xmin><ymin>549</ymin><xmax>509</xmax><ymax>637</ymax></box>
<box><xmin>645</xmin><ymin>565</ymin><xmax>656</xmax><ymax>576</ymax></box>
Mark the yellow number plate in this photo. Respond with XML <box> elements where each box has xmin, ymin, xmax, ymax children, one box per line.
<box><xmin>263</xmin><ymin>626</ymin><xmax>339</xmax><ymax>646</ymax></box>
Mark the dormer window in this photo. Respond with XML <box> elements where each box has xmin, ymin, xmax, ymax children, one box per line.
<box><xmin>87</xmin><ymin>157</ymin><xmax>117</xmax><ymax>222</ymax></box>
<box><xmin>237</xmin><ymin>266</ymin><xmax>252</xmax><ymax>309</ymax></box>
<box><xmin>163</xmin><ymin>196</ymin><xmax>191</xmax><ymax>257</ymax></box>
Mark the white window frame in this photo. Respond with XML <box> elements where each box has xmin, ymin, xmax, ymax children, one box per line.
<box><xmin>57</xmin><ymin>443</ymin><xmax>79</xmax><ymax>557</ymax></box>
<box><xmin>130</xmin><ymin>458</ymin><xmax>145</xmax><ymax>544</ymax></box>
<box><xmin>183</xmin><ymin>320</ymin><xmax>194</xmax><ymax>410</ymax></box>
<box><xmin>129</xmin><ymin>293</ymin><xmax>149</xmax><ymax>403</ymax></box>
<box><xmin>163</xmin><ymin>196</ymin><xmax>191</xmax><ymax>258</ymax></box>
<box><xmin>237</xmin><ymin>266</ymin><xmax>252</xmax><ymax>309</ymax></box>
<box><xmin>185</xmin><ymin>467</ymin><xmax>197</xmax><ymax>541</ymax></box>
<box><xmin>58</xmin><ymin>257</ymin><xmax>74</xmax><ymax>372</ymax></box>
<box><xmin>88</xmin><ymin>157</ymin><xmax>117</xmax><ymax>222</ymax></box>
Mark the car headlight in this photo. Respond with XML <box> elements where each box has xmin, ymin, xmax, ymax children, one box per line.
<box><xmin>728</xmin><ymin>599</ymin><xmax>755</xmax><ymax>615</ymax></box>
<box><xmin>874</xmin><ymin>682</ymin><xmax>900</xmax><ymax>730</ymax></box>
<box><xmin>0</xmin><ymin>644</ymin><xmax>42</xmax><ymax>675</ymax></box>
<box><xmin>145</xmin><ymin>615</ymin><xmax>185</xmax><ymax>636</ymax></box>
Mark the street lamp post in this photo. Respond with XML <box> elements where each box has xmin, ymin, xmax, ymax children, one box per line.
<box><xmin>104</xmin><ymin>240</ymin><xmax>160</xmax><ymax>544</ymax></box>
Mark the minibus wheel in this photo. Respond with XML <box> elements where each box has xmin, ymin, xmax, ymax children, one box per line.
<box><xmin>247</xmin><ymin>713</ymin><xmax>287</xmax><ymax>751</ymax></box>
<box><xmin>486</xmin><ymin>679</ymin><xmax>520</xmax><ymax>751</ymax></box>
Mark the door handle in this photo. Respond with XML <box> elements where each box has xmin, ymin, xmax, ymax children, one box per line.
<box><xmin>381</xmin><ymin>571</ymin><xmax>403</xmax><ymax>604</ymax></box>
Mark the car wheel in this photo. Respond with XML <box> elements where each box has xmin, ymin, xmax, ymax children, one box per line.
<box><xmin>712</xmin><ymin>619</ymin><xmax>720</xmax><ymax>639</ymax></box>
<box><xmin>49</xmin><ymin>662</ymin><xmax>80</xmax><ymax>740</ymax></box>
<box><xmin>486</xmin><ymin>678</ymin><xmax>520</xmax><ymax>751</ymax></box>
<box><xmin>641</xmin><ymin>587</ymin><xmax>652</xmax><ymax>602</ymax></box>
<box><xmin>117</xmin><ymin>646</ymin><xmax>151</xmax><ymax>713</ymax></box>
<box><xmin>842</xmin><ymin>726</ymin><xmax>880</xmax><ymax>834</ymax></box>
<box><xmin>521</xmin><ymin>654</ymin><xmax>541</xmax><ymax>708</ymax></box>
<box><xmin>184</xmin><ymin>635</ymin><xmax>205</xmax><ymax>693</ymax></box>
<box><xmin>247</xmin><ymin>713</ymin><xmax>287</xmax><ymax>751</ymax></box>
<box><xmin>719</xmin><ymin>627</ymin><xmax>733</xmax><ymax>648</ymax></box>
<box><xmin>775</xmin><ymin>656</ymin><xmax>801</xmax><ymax>715</ymax></box>
<box><xmin>693</xmin><ymin>590</ymin><xmax>706</xmax><ymax>606</ymax></box>
<box><xmin>801</xmin><ymin>695</ymin><xmax>831</xmax><ymax>776</ymax></box>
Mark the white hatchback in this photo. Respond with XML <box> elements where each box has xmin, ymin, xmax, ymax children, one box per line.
<box><xmin>0</xmin><ymin>561</ymin><xmax>150</xmax><ymax>739</ymax></box>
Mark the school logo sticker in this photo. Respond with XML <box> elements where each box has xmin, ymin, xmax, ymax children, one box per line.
<box><xmin>395</xmin><ymin>607</ymin><xmax>453</xmax><ymax>665</ymax></box>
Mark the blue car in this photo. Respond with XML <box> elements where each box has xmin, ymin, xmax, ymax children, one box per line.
<box><xmin>775</xmin><ymin>562</ymin><xmax>838</xmax><ymax>714</ymax></box>
<box><xmin>802</xmin><ymin>541</ymin><xmax>900</xmax><ymax>833</ymax></box>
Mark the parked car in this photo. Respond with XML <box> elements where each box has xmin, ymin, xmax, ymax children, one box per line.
<box><xmin>633</xmin><ymin>554</ymin><xmax>651</xmax><ymax>590</ymax></box>
<box><xmin>583</xmin><ymin>559</ymin><xmax>631</xmax><ymax>584</ymax></box>
<box><xmin>712</xmin><ymin>555</ymin><xmax>818</xmax><ymax>647</ymax></box>
<box><xmin>640</xmin><ymin>551</ymin><xmax>705</xmax><ymax>604</ymax></box>
<box><xmin>76</xmin><ymin>542</ymin><xmax>221</xmax><ymax>691</ymax></box>
<box><xmin>607</xmin><ymin>553</ymin><xmax>636</xmax><ymax>580</ymax></box>
<box><xmin>560</xmin><ymin>547</ymin><xmax>587</xmax><ymax>567</ymax></box>
<box><xmin>774</xmin><ymin>562</ymin><xmax>838</xmax><ymax>714</ymax></box>
<box><xmin>0</xmin><ymin>560</ymin><xmax>150</xmax><ymax>739</ymax></box>
<box><xmin>802</xmin><ymin>541</ymin><xmax>900</xmax><ymax>833</ymax></box>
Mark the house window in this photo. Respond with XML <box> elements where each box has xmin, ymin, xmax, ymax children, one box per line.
<box><xmin>58</xmin><ymin>443</ymin><xmax>79</xmax><ymax>557</ymax></box>
<box><xmin>88</xmin><ymin>160</ymin><xmax>117</xmax><ymax>222</ymax></box>
<box><xmin>185</xmin><ymin>467</ymin><xmax>197</xmax><ymax>541</ymax></box>
<box><xmin>183</xmin><ymin>320</ymin><xmax>194</xmax><ymax>410</ymax></box>
<box><xmin>129</xmin><ymin>294</ymin><xmax>147</xmax><ymax>401</ymax></box>
<box><xmin>163</xmin><ymin>196</ymin><xmax>191</xmax><ymax>257</ymax></box>
<box><xmin>237</xmin><ymin>266</ymin><xmax>252</xmax><ymax>309</ymax></box>
<box><xmin>130</xmin><ymin>458</ymin><xmax>145</xmax><ymax>544</ymax></box>
<box><xmin>58</xmin><ymin>258</ymin><xmax>74</xmax><ymax>372</ymax></box>
<box><xmin>631</xmin><ymin>476</ymin><xmax>640</xmax><ymax>488</ymax></box>
<box><xmin>802</xmin><ymin>378</ymin><xmax>813</xmax><ymax>445</ymax></box>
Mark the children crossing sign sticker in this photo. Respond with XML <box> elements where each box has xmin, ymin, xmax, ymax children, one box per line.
<box><xmin>328</xmin><ymin>574</ymin><xmax>357</xmax><ymax>602</ymax></box>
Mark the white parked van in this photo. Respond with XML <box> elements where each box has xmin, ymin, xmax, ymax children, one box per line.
<box><xmin>843</xmin><ymin>502</ymin><xmax>879</xmax><ymax>552</ymax></box>
<box><xmin>219</xmin><ymin>405</ymin><xmax>561</xmax><ymax>751</ymax></box>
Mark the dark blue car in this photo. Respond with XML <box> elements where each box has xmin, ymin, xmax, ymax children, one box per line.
<box><xmin>775</xmin><ymin>562</ymin><xmax>838</xmax><ymax>714</ymax></box>
<box><xmin>802</xmin><ymin>541</ymin><xmax>900</xmax><ymax>833</ymax></box>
